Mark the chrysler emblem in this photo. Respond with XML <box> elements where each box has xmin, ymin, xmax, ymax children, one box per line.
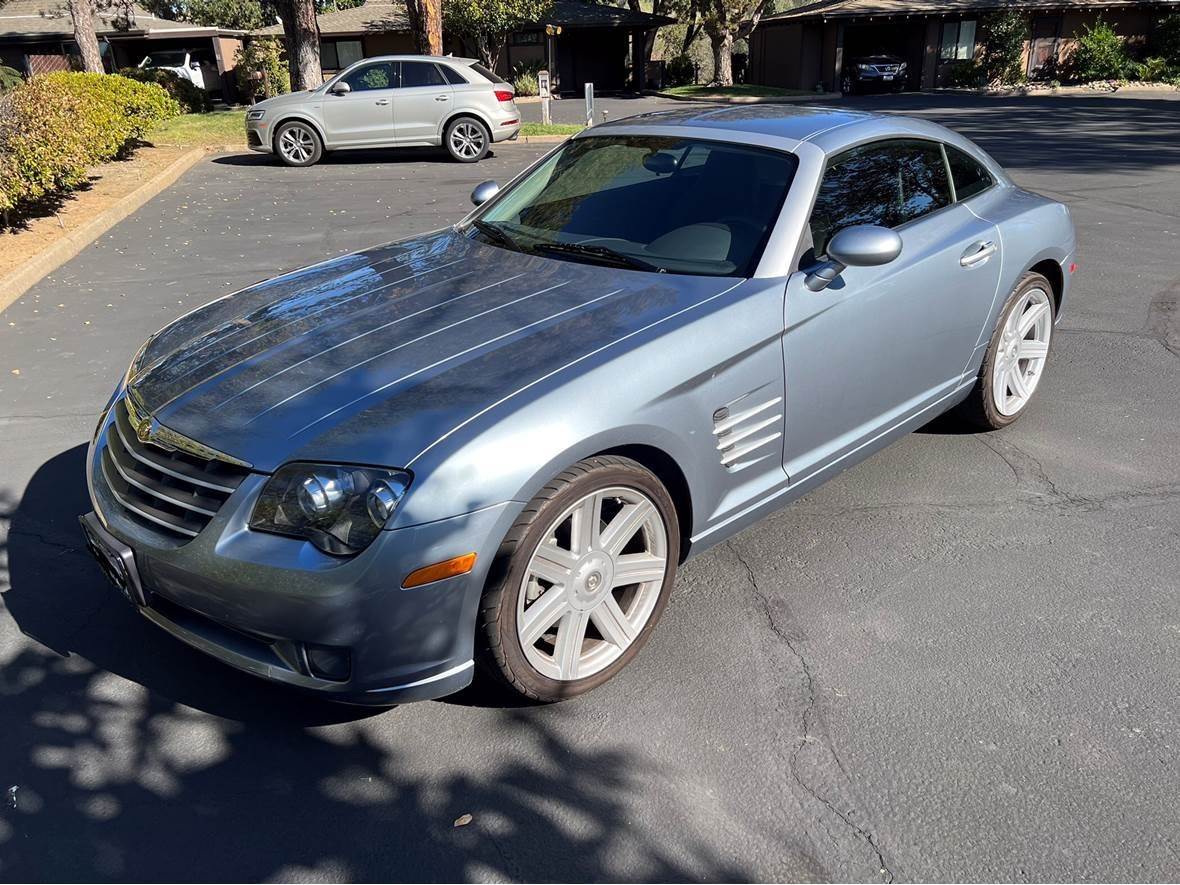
<box><xmin>135</xmin><ymin>416</ymin><xmax>156</xmax><ymax>444</ymax></box>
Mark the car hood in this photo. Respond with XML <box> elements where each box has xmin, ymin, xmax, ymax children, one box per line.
<box><xmin>127</xmin><ymin>230</ymin><xmax>741</xmax><ymax>472</ymax></box>
<box><xmin>252</xmin><ymin>89</ymin><xmax>320</xmax><ymax>113</ymax></box>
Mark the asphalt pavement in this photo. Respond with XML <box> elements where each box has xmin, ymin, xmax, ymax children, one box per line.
<box><xmin>1</xmin><ymin>91</ymin><xmax>1178</xmax><ymax>882</ymax></box>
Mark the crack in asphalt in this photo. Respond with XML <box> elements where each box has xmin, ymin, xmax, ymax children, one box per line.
<box><xmin>727</xmin><ymin>540</ymin><xmax>895</xmax><ymax>884</ymax></box>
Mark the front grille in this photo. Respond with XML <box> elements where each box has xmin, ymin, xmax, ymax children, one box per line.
<box><xmin>869</xmin><ymin>64</ymin><xmax>901</xmax><ymax>75</ymax></box>
<box><xmin>100</xmin><ymin>399</ymin><xmax>250</xmax><ymax>540</ymax></box>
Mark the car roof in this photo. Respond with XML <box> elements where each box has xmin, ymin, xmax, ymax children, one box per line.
<box><xmin>592</xmin><ymin>104</ymin><xmax>873</xmax><ymax>144</ymax></box>
<box><xmin>350</xmin><ymin>54</ymin><xmax>478</xmax><ymax>65</ymax></box>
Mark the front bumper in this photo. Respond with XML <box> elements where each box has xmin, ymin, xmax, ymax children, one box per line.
<box><xmin>83</xmin><ymin>404</ymin><xmax>520</xmax><ymax>704</ymax></box>
<box><xmin>246</xmin><ymin>118</ymin><xmax>272</xmax><ymax>153</ymax></box>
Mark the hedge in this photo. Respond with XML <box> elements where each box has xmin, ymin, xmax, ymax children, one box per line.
<box><xmin>117</xmin><ymin>66</ymin><xmax>213</xmax><ymax>113</ymax></box>
<box><xmin>0</xmin><ymin>72</ymin><xmax>180</xmax><ymax>224</ymax></box>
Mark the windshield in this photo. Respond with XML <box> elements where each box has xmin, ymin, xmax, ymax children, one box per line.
<box><xmin>142</xmin><ymin>51</ymin><xmax>188</xmax><ymax>67</ymax></box>
<box><xmin>473</xmin><ymin>135</ymin><xmax>798</xmax><ymax>277</ymax></box>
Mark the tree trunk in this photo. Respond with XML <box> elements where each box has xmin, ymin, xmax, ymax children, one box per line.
<box><xmin>422</xmin><ymin>0</ymin><xmax>442</xmax><ymax>55</ymax></box>
<box><xmin>278</xmin><ymin>0</ymin><xmax>321</xmax><ymax>92</ymax></box>
<box><xmin>67</xmin><ymin>0</ymin><xmax>104</xmax><ymax>73</ymax></box>
<box><xmin>709</xmin><ymin>29</ymin><xmax>733</xmax><ymax>86</ymax></box>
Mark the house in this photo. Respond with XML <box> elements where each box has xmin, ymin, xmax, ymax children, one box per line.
<box><xmin>748</xmin><ymin>0</ymin><xmax>1180</xmax><ymax>93</ymax></box>
<box><xmin>253</xmin><ymin>0</ymin><xmax>674</xmax><ymax>93</ymax></box>
<box><xmin>0</xmin><ymin>0</ymin><xmax>246</xmax><ymax>98</ymax></box>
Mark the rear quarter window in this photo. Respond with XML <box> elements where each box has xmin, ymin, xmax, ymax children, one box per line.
<box><xmin>945</xmin><ymin>144</ymin><xmax>995</xmax><ymax>201</ymax></box>
<box><xmin>468</xmin><ymin>62</ymin><xmax>508</xmax><ymax>84</ymax></box>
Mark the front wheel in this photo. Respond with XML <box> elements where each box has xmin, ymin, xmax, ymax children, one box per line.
<box><xmin>445</xmin><ymin>116</ymin><xmax>490</xmax><ymax>163</ymax></box>
<box><xmin>274</xmin><ymin>120</ymin><xmax>322</xmax><ymax>167</ymax></box>
<box><xmin>477</xmin><ymin>456</ymin><xmax>679</xmax><ymax>702</ymax></box>
<box><xmin>954</xmin><ymin>271</ymin><xmax>1055</xmax><ymax>429</ymax></box>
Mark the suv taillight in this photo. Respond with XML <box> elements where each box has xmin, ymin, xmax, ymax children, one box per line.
<box><xmin>494</xmin><ymin>90</ymin><xmax>514</xmax><ymax>103</ymax></box>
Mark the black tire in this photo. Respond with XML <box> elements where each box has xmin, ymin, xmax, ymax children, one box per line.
<box><xmin>953</xmin><ymin>271</ymin><xmax>1056</xmax><ymax>430</ymax></box>
<box><xmin>273</xmin><ymin>120</ymin><xmax>323</xmax><ymax>167</ymax></box>
<box><xmin>477</xmin><ymin>455</ymin><xmax>680</xmax><ymax>703</ymax></box>
<box><xmin>444</xmin><ymin>116</ymin><xmax>490</xmax><ymax>163</ymax></box>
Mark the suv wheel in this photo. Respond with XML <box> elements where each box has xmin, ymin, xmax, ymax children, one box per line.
<box><xmin>478</xmin><ymin>456</ymin><xmax>679</xmax><ymax>702</ymax></box>
<box><xmin>274</xmin><ymin>120</ymin><xmax>322</xmax><ymax>167</ymax></box>
<box><xmin>445</xmin><ymin>116</ymin><xmax>490</xmax><ymax>163</ymax></box>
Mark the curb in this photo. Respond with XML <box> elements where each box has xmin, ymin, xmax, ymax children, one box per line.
<box><xmin>0</xmin><ymin>146</ymin><xmax>206</xmax><ymax>314</ymax></box>
<box><xmin>651</xmin><ymin>90</ymin><xmax>841</xmax><ymax>103</ymax></box>
<box><xmin>513</xmin><ymin>134</ymin><xmax>575</xmax><ymax>144</ymax></box>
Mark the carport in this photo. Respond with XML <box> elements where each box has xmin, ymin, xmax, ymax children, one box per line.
<box><xmin>839</xmin><ymin>20</ymin><xmax>928</xmax><ymax>90</ymax></box>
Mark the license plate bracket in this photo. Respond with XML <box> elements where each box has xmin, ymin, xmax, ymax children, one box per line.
<box><xmin>80</xmin><ymin>513</ymin><xmax>148</xmax><ymax>607</ymax></box>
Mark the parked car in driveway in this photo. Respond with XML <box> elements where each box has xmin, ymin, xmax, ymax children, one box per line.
<box><xmin>245</xmin><ymin>55</ymin><xmax>521</xmax><ymax>166</ymax></box>
<box><xmin>82</xmin><ymin>105</ymin><xmax>1075</xmax><ymax>705</ymax></box>
<box><xmin>139</xmin><ymin>49</ymin><xmax>209</xmax><ymax>90</ymax></box>
<box><xmin>842</xmin><ymin>53</ymin><xmax>908</xmax><ymax>94</ymax></box>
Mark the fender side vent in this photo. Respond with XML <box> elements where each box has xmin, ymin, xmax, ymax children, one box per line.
<box><xmin>712</xmin><ymin>391</ymin><xmax>783</xmax><ymax>472</ymax></box>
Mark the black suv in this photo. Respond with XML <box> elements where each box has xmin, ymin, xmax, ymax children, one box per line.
<box><xmin>841</xmin><ymin>54</ymin><xmax>907</xmax><ymax>94</ymax></box>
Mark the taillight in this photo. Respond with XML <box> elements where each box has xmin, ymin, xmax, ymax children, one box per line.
<box><xmin>494</xmin><ymin>90</ymin><xmax>514</xmax><ymax>103</ymax></box>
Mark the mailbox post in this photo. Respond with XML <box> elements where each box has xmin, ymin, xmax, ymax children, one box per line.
<box><xmin>539</xmin><ymin>69</ymin><xmax>551</xmax><ymax>125</ymax></box>
<box><xmin>584</xmin><ymin>82</ymin><xmax>594</xmax><ymax>127</ymax></box>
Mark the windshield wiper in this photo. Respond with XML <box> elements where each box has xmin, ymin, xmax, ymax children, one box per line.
<box><xmin>532</xmin><ymin>241</ymin><xmax>665</xmax><ymax>273</ymax></box>
<box><xmin>471</xmin><ymin>219</ymin><xmax>522</xmax><ymax>252</ymax></box>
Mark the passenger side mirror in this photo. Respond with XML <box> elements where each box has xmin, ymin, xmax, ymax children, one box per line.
<box><xmin>470</xmin><ymin>180</ymin><xmax>499</xmax><ymax>206</ymax></box>
<box><xmin>805</xmin><ymin>225</ymin><xmax>902</xmax><ymax>292</ymax></box>
<box><xmin>329</xmin><ymin>81</ymin><xmax>351</xmax><ymax>96</ymax></box>
<box><xmin>189</xmin><ymin>60</ymin><xmax>200</xmax><ymax>70</ymax></box>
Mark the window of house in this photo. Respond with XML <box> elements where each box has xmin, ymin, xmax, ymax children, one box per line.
<box><xmin>320</xmin><ymin>39</ymin><xmax>363</xmax><ymax>71</ymax></box>
<box><xmin>808</xmin><ymin>139</ymin><xmax>953</xmax><ymax>256</ymax></box>
<box><xmin>510</xmin><ymin>30</ymin><xmax>542</xmax><ymax>45</ymax></box>
<box><xmin>341</xmin><ymin>61</ymin><xmax>395</xmax><ymax>91</ymax></box>
<box><xmin>400</xmin><ymin>60</ymin><xmax>447</xmax><ymax>87</ymax></box>
<box><xmin>944</xmin><ymin>144</ymin><xmax>994</xmax><ymax>201</ymax></box>
<box><xmin>939</xmin><ymin>20</ymin><xmax>977</xmax><ymax>61</ymax></box>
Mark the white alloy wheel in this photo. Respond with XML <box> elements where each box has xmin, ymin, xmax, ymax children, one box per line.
<box><xmin>516</xmin><ymin>486</ymin><xmax>668</xmax><ymax>682</ymax></box>
<box><xmin>276</xmin><ymin>123</ymin><xmax>319</xmax><ymax>165</ymax></box>
<box><xmin>991</xmin><ymin>286</ymin><xmax>1052</xmax><ymax>416</ymax></box>
<box><xmin>448</xmin><ymin>120</ymin><xmax>487</xmax><ymax>161</ymax></box>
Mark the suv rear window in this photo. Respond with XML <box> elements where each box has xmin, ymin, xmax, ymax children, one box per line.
<box><xmin>468</xmin><ymin>62</ymin><xmax>507</xmax><ymax>84</ymax></box>
<box><xmin>439</xmin><ymin>64</ymin><xmax>468</xmax><ymax>85</ymax></box>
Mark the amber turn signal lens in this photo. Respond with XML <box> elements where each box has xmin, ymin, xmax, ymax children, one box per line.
<box><xmin>402</xmin><ymin>552</ymin><xmax>477</xmax><ymax>588</ymax></box>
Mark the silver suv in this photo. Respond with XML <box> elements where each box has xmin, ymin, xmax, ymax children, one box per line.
<box><xmin>246</xmin><ymin>55</ymin><xmax>521</xmax><ymax>166</ymax></box>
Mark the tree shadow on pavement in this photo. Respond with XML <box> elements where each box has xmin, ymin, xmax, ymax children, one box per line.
<box><xmin>0</xmin><ymin>447</ymin><xmax>750</xmax><ymax>882</ymax></box>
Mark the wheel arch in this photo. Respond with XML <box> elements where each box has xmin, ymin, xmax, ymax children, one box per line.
<box><xmin>1029</xmin><ymin>257</ymin><xmax>1064</xmax><ymax>315</ymax></box>
<box><xmin>440</xmin><ymin>108</ymin><xmax>493</xmax><ymax>140</ymax></box>
<box><xmin>594</xmin><ymin>444</ymin><xmax>694</xmax><ymax>563</ymax></box>
<box><xmin>271</xmin><ymin>114</ymin><xmax>327</xmax><ymax>150</ymax></box>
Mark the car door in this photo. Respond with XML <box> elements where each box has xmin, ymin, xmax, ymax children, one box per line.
<box><xmin>781</xmin><ymin>138</ymin><xmax>1002</xmax><ymax>482</ymax></box>
<box><xmin>392</xmin><ymin>61</ymin><xmax>454</xmax><ymax>143</ymax></box>
<box><xmin>321</xmin><ymin>61</ymin><xmax>397</xmax><ymax>146</ymax></box>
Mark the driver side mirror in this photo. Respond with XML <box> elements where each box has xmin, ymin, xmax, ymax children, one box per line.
<box><xmin>328</xmin><ymin>81</ymin><xmax>351</xmax><ymax>96</ymax></box>
<box><xmin>189</xmin><ymin>60</ymin><xmax>200</xmax><ymax>70</ymax></box>
<box><xmin>804</xmin><ymin>225</ymin><xmax>902</xmax><ymax>292</ymax></box>
<box><xmin>470</xmin><ymin>180</ymin><xmax>499</xmax><ymax>206</ymax></box>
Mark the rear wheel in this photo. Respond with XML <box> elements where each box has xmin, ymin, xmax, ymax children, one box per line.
<box><xmin>274</xmin><ymin>120</ymin><xmax>322</xmax><ymax>167</ymax></box>
<box><xmin>954</xmin><ymin>271</ymin><xmax>1055</xmax><ymax>429</ymax></box>
<box><xmin>478</xmin><ymin>456</ymin><xmax>679</xmax><ymax>702</ymax></box>
<box><xmin>445</xmin><ymin>116</ymin><xmax>490</xmax><ymax>163</ymax></box>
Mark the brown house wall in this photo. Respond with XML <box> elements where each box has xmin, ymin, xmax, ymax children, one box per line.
<box><xmin>750</xmin><ymin>4</ymin><xmax>1172</xmax><ymax>92</ymax></box>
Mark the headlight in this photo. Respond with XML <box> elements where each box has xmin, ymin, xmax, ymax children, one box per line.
<box><xmin>247</xmin><ymin>110</ymin><xmax>266</xmax><ymax>121</ymax></box>
<box><xmin>250</xmin><ymin>463</ymin><xmax>412</xmax><ymax>556</ymax></box>
<box><xmin>858</xmin><ymin>64</ymin><xmax>872</xmax><ymax>73</ymax></box>
<box><xmin>899</xmin><ymin>62</ymin><xmax>907</xmax><ymax>72</ymax></box>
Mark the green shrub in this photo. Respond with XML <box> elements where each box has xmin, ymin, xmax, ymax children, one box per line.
<box><xmin>236</xmin><ymin>37</ymin><xmax>290</xmax><ymax>101</ymax></box>
<box><xmin>665</xmin><ymin>54</ymin><xmax>695</xmax><ymax>87</ymax></box>
<box><xmin>118</xmin><ymin>66</ymin><xmax>213</xmax><ymax>112</ymax></box>
<box><xmin>1072</xmin><ymin>19</ymin><xmax>1132</xmax><ymax>80</ymax></box>
<box><xmin>1130</xmin><ymin>55</ymin><xmax>1173</xmax><ymax>81</ymax></box>
<box><xmin>0</xmin><ymin>65</ymin><xmax>23</xmax><ymax>92</ymax></box>
<box><xmin>510</xmin><ymin>58</ymin><xmax>544</xmax><ymax>96</ymax></box>
<box><xmin>0</xmin><ymin>72</ymin><xmax>180</xmax><ymax>223</ymax></box>
<box><xmin>980</xmin><ymin>10</ymin><xmax>1029</xmax><ymax>85</ymax></box>
<box><xmin>947</xmin><ymin>60</ymin><xmax>986</xmax><ymax>88</ymax></box>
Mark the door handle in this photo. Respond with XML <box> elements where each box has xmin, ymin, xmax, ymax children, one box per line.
<box><xmin>960</xmin><ymin>240</ymin><xmax>996</xmax><ymax>267</ymax></box>
<box><xmin>375</xmin><ymin>99</ymin><xmax>390</xmax><ymax>106</ymax></box>
<box><xmin>435</xmin><ymin>95</ymin><xmax>450</xmax><ymax>101</ymax></box>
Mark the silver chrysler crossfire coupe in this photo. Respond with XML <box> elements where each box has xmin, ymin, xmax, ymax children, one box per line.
<box><xmin>81</xmin><ymin>105</ymin><xmax>1076</xmax><ymax>704</ymax></box>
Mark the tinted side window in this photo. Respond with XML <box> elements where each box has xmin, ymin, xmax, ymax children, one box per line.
<box><xmin>945</xmin><ymin>144</ymin><xmax>993</xmax><ymax>200</ymax></box>
<box><xmin>439</xmin><ymin>64</ymin><xmax>468</xmax><ymax>85</ymax></box>
<box><xmin>809</xmin><ymin>139</ymin><xmax>952</xmax><ymax>256</ymax></box>
<box><xmin>401</xmin><ymin>61</ymin><xmax>447</xmax><ymax>87</ymax></box>
<box><xmin>342</xmin><ymin>62</ymin><xmax>395</xmax><ymax>92</ymax></box>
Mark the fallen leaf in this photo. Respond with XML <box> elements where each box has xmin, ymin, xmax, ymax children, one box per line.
<box><xmin>453</xmin><ymin>813</ymin><xmax>473</xmax><ymax>828</ymax></box>
<box><xmin>10</xmin><ymin>369</ymin><xmax>20</xmax><ymax>375</ymax></box>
